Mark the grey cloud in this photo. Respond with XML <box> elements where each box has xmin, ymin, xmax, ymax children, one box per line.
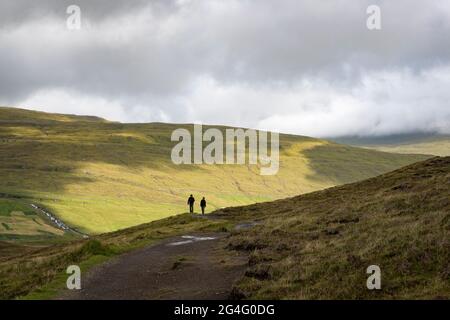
<box><xmin>0</xmin><ymin>0</ymin><xmax>449</xmax><ymax>136</ymax></box>
<box><xmin>0</xmin><ymin>0</ymin><xmax>163</xmax><ymax>27</ymax></box>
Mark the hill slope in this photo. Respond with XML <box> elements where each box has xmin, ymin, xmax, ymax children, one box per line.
<box><xmin>221</xmin><ymin>156</ymin><xmax>450</xmax><ymax>299</ymax></box>
<box><xmin>0</xmin><ymin>106</ymin><xmax>430</xmax><ymax>234</ymax></box>
<box><xmin>0</xmin><ymin>157</ymin><xmax>447</xmax><ymax>299</ymax></box>
<box><xmin>333</xmin><ymin>133</ymin><xmax>450</xmax><ymax>157</ymax></box>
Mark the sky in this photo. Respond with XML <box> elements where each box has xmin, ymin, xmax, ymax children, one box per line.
<box><xmin>0</xmin><ymin>0</ymin><xmax>449</xmax><ymax>138</ymax></box>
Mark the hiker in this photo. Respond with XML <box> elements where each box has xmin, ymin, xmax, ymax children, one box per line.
<box><xmin>187</xmin><ymin>194</ymin><xmax>195</xmax><ymax>213</ymax></box>
<box><xmin>200</xmin><ymin>197</ymin><xmax>206</xmax><ymax>215</ymax></box>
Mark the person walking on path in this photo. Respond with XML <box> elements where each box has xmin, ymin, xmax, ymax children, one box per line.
<box><xmin>200</xmin><ymin>197</ymin><xmax>207</xmax><ymax>215</ymax></box>
<box><xmin>187</xmin><ymin>194</ymin><xmax>195</xmax><ymax>213</ymax></box>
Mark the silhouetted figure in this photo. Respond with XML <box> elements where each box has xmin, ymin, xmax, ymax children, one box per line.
<box><xmin>187</xmin><ymin>194</ymin><xmax>195</xmax><ymax>213</ymax></box>
<box><xmin>200</xmin><ymin>197</ymin><xmax>206</xmax><ymax>215</ymax></box>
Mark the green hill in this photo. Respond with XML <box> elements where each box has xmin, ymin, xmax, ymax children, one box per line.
<box><xmin>333</xmin><ymin>133</ymin><xmax>450</xmax><ymax>157</ymax></box>
<box><xmin>222</xmin><ymin>156</ymin><xmax>450</xmax><ymax>299</ymax></box>
<box><xmin>0</xmin><ymin>157</ymin><xmax>447</xmax><ymax>299</ymax></box>
<box><xmin>0</xmin><ymin>106</ymin><xmax>430</xmax><ymax>235</ymax></box>
<box><xmin>0</xmin><ymin>199</ymin><xmax>66</xmax><ymax>242</ymax></box>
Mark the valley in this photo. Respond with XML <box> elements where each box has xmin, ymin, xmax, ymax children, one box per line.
<box><xmin>0</xmin><ymin>156</ymin><xmax>448</xmax><ymax>299</ymax></box>
<box><xmin>0</xmin><ymin>107</ymin><xmax>430</xmax><ymax>236</ymax></box>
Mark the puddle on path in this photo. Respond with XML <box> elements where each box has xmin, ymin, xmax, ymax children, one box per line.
<box><xmin>167</xmin><ymin>235</ymin><xmax>217</xmax><ymax>246</ymax></box>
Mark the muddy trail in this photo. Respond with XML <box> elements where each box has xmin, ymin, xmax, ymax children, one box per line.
<box><xmin>58</xmin><ymin>232</ymin><xmax>248</xmax><ymax>300</ymax></box>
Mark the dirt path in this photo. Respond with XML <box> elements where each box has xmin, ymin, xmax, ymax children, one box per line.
<box><xmin>58</xmin><ymin>232</ymin><xmax>247</xmax><ymax>300</ymax></box>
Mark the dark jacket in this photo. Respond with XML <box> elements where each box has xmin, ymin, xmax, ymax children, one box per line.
<box><xmin>187</xmin><ymin>196</ymin><xmax>195</xmax><ymax>205</ymax></box>
<box><xmin>200</xmin><ymin>199</ymin><xmax>206</xmax><ymax>207</ymax></box>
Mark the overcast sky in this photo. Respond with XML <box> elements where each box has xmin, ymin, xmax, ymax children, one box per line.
<box><xmin>1</xmin><ymin>0</ymin><xmax>449</xmax><ymax>137</ymax></box>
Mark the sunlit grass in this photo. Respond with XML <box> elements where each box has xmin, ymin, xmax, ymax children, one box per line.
<box><xmin>0</xmin><ymin>106</ymin><xmax>430</xmax><ymax>235</ymax></box>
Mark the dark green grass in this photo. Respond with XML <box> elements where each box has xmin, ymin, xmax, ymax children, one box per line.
<box><xmin>0</xmin><ymin>200</ymin><xmax>35</xmax><ymax>216</ymax></box>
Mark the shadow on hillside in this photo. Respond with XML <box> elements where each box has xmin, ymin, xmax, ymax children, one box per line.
<box><xmin>0</xmin><ymin>121</ymin><xmax>218</xmax><ymax>195</ymax></box>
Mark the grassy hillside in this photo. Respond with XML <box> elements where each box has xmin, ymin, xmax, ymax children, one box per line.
<box><xmin>333</xmin><ymin>133</ymin><xmax>450</xmax><ymax>157</ymax></box>
<box><xmin>0</xmin><ymin>157</ymin><xmax>447</xmax><ymax>299</ymax></box>
<box><xmin>0</xmin><ymin>199</ymin><xmax>64</xmax><ymax>241</ymax></box>
<box><xmin>0</xmin><ymin>213</ymin><xmax>231</xmax><ymax>299</ymax></box>
<box><xmin>366</xmin><ymin>139</ymin><xmax>450</xmax><ymax>157</ymax></box>
<box><xmin>0</xmin><ymin>106</ymin><xmax>430</xmax><ymax>235</ymax></box>
<box><xmin>222</xmin><ymin>156</ymin><xmax>450</xmax><ymax>299</ymax></box>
